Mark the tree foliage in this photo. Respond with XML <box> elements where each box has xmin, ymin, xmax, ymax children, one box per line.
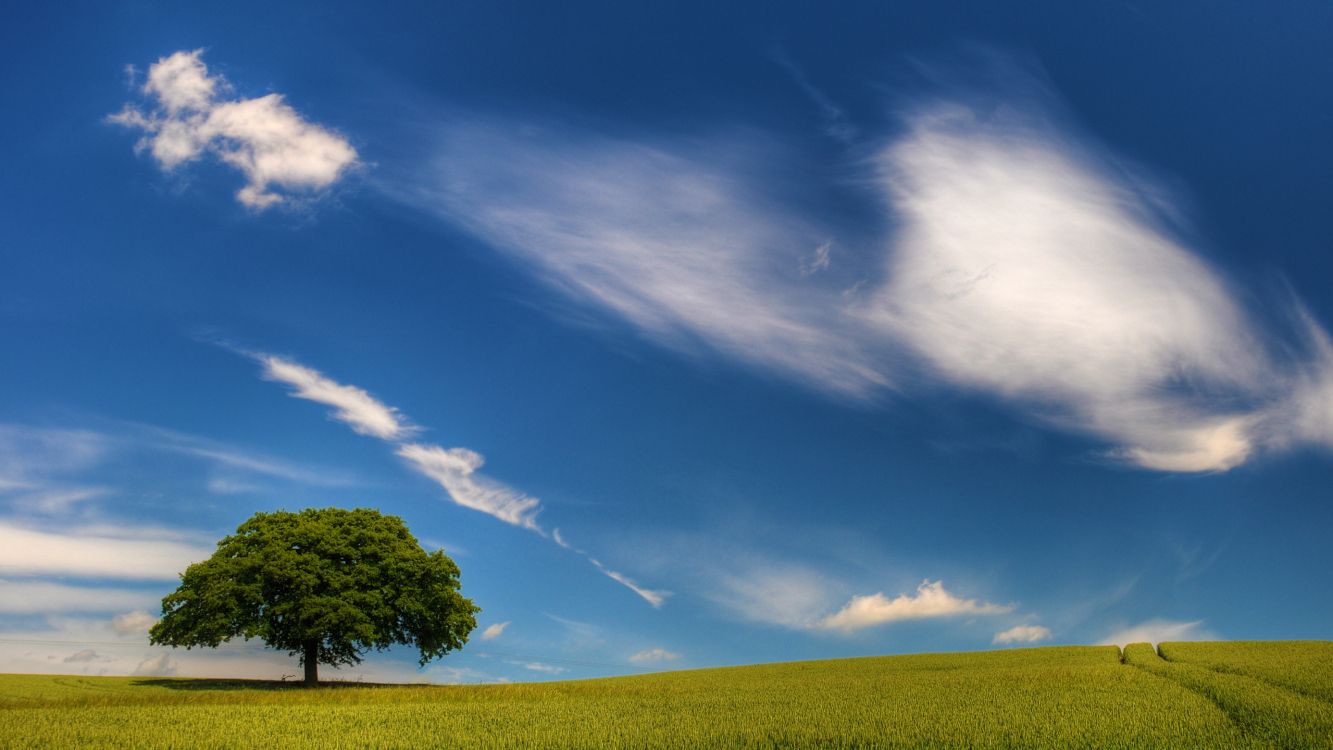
<box><xmin>149</xmin><ymin>507</ymin><xmax>479</xmax><ymax>685</ymax></box>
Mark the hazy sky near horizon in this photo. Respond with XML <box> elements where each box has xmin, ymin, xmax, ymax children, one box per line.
<box><xmin>2</xmin><ymin>1</ymin><xmax>1331</xmax><ymax>682</ymax></box>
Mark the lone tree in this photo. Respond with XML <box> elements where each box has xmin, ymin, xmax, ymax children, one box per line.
<box><xmin>150</xmin><ymin>507</ymin><xmax>479</xmax><ymax>686</ymax></box>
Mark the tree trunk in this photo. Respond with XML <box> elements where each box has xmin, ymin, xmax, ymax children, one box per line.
<box><xmin>303</xmin><ymin>639</ymin><xmax>319</xmax><ymax>686</ymax></box>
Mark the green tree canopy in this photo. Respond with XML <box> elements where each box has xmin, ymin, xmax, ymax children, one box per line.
<box><xmin>149</xmin><ymin>507</ymin><xmax>479</xmax><ymax>685</ymax></box>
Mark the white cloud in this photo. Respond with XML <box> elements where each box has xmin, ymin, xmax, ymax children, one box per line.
<box><xmin>7</xmin><ymin>486</ymin><xmax>105</xmax><ymax>514</ymax></box>
<box><xmin>396</xmin><ymin>89</ymin><xmax>1333</xmax><ymax>472</ymax></box>
<box><xmin>110</xmin><ymin>49</ymin><xmax>357</xmax><ymax>209</ymax></box>
<box><xmin>111</xmin><ymin>610</ymin><xmax>159</xmax><ymax>636</ymax></box>
<box><xmin>0</xmin><ymin>424</ymin><xmax>109</xmax><ymax>485</ymax></box>
<box><xmin>0</xmin><ymin>522</ymin><xmax>210</xmax><ymax>580</ymax></box>
<box><xmin>709</xmin><ymin>563</ymin><xmax>843</xmax><ymax>629</ymax></box>
<box><xmin>261</xmin><ymin>355</ymin><xmax>412</xmax><ymax>440</ymax></box>
<box><xmin>586</xmin><ymin>558</ymin><xmax>669</xmax><ymax>608</ymax></box>
<box><xmin>132</xmin><ymin>652</ymin><xmax>177</xmax><ymax>677</ymax></box>
<box><xmin>247</xmin><ymin>351</ymin><xmax>668</xmax><ymax>607</ymax></box>
<box><xmin>63</xmin><ymin>649</ymin><xmax>109</xmax><ymax>664</ymax></box>
<box><xmin>818</xmin><ymin>580</ymin><xmax>1013</xmax><ymax>633</ymax></box>
<box><xmin>552</xmin><ymin>528</ymin><xmax>572</xmax><ymax>549</ymax></box>
<box><xmin>509</xmin><ymin>660</ymin><xmax>565</xmax><ymax>675</ymax></box>
<box><xmin>479</xmin><ymin>621</ymin><xmax>509</xmax><ymax>641</ymax></box>
<box><xmin>864</xmin><ymin>102</ymin><xmax>1276</xmax><ymax>472</ymax></box>
<box><xmin>1098</xmin><ymin>619</ymin><xmax>1215</xmax><ymax>647</ymax></box>
<box><xmin>397</xmin><ymin>123</ymin><xmax>886</xmax><ymax>397</ymax></box>
<box><xmin>993</xmin><ymin>624</ymin><xmax>1052</xmax><ymax>644</ymax></box>
<box><xmin>628</xmin><ymin>647</ymin><xmax>681</xmax><ymax>664</ymax></box>
<box><xmin>800</xmin><ymin>241</ymin><xmax>833</xmax><ymax>277</ymax></box>
<box><xmin>0</xmin><ymin>581</ymin><xmax>157</xmax><ymax>614</ymax></box>
<box><xmin>397</xmin><ymin>444</ymin><xmax>542</xmax><ymax>530</ymax></box>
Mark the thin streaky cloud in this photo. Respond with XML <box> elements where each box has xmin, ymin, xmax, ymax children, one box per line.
<box><xmin>241</xmin><ymin>350</ymin><xmax>668</xmax><ymax>605</ymax></box>
<box><xmin>397</xmin><ymin>443</ymin><xmax>543</xmax><ymax>531</ymax></box>
<box><xmin>0</xmin><ymin>581</ymin><xmax>157</xmax><ymax>615</ymax></box>
<box><xmin>587</xmin><ymin>558</ymin><xmax>669</xmax><ymax>608</ymax></box>
<box><xmin>0</xmin><ymin>521</ymin><xmax>211</xmax><ymax>580</ymax></box>
<box><xmin>260</xmin><ymin>355</ymin><xmax>415</xmax><ymax>440</ymax></box>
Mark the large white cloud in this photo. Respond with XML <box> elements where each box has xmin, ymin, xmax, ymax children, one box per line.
<box><xmin>0</xmin><ymin>522</ymin><xmax>210</xmax><ymax>580</ymax></box>
<box><xmin>865</xmin><ymin>103</ymin><xmax>1275</xmax><ymax>472</ymax></box>
<box><xmin>110</xmin><ymin>50</ymin><xmax>357</xmax><ymax>209</ymax></box>
<box><xmin>402</xmin><ymin>97</ymin><xmax>1333</xmax><ymax>473</ymax></box>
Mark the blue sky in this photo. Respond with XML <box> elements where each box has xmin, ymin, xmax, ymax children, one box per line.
<box><xmin>2</xmin><ymin>1</ymin><xmax>1331</xmax><ymax>682</ymax></box>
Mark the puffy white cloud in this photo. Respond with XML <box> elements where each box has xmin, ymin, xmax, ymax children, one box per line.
<box><xmin>132</xmin><ymin>652</ymin><xmax>177</xmax><ymax>677</ymax></box>
<box><xmin>1098</xmin><ymin>618</ymin><xmax>1215</xmax><ymax>647</ymax></box>
<box><xmin>260</xmin><ymin>355</ymin><xmax>412</xmax><ymax>440</ymax></box>
<box><xmin>628</xmin><ymin>647</ymin><xmax>681</xmax><ymax>664</ymax></box>
<box><xmin>479</xmin><ymin>621</ymin><xmax>509</xmax><ymax>641</ymax></box>
<box><xmin>110</xmin><ymin>50</ymin><xmax>357</xmax><ymax>209</ymax></box>
<box><xmin>818</xmin><ymin>580</ymin><xmax>1013</xmax><ymax>633</ymax></box>
<box><xmin>143</xmin><ymin>49</ymin><xmax>217</xmax><ymax>113</ymax></box>
<box><xmin>63</xmin><ymin>649</ymin><xmax>108</xmax><ymax>664</ymax></box>
<box><xmin>397</xmin><ymin>443</ymin><xmax>542</xmax><ymax>530</ymax></box>
<box><xmin>993</xmin><ymin>624</ymin><xmax>1052</xmax><ymax>644</ymax></box>
<box><xmin>111</xmin><ymin>610</ymin><xmax>159</xmax><ymax>636</ymax></box>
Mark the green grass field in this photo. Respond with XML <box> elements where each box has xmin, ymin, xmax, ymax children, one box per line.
<box><xmin>2</xmin><ymin>642</ymin><xmax>1329</xmax><ymax>748</ymax></box>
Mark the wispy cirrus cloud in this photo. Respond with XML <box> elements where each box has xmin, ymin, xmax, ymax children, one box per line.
<box><xmin>396</xmin><ymin>444</ymin><xmax>542</xmax><ymax>530</ymax></box>
<box><xmin>818</xmin><ymin>580</ymin><xmax>1013</xmax><ymax>633</ymax></box>
<box><xmin>479</xmin><ymin>621</ymin><xmax>509</xmax><ymax>641</ymax></box>
<box><xmin>391</xmin><ymin>121</ymin><xmax>887</xmax><ymax>398</ymax></box>
<box><xmin>240</xmin><ymin>350</ymin><xmax>666</xmax><ymax>606</ymax></box>
<box><xmin>0</xmin><ymin>424</ymin><xmax>109</xmax><ymax>487</ymax></box>
<box><xmin>394</xmin><ymin>69</ymin><xmax>1333</xmax><ymax>473</ymax></box>
<box><xmin>109</xmin><ymin>50</ymin><xmax>358</xmax><ymax>209</ymax></box>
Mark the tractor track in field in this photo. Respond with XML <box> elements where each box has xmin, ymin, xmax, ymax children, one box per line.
<box><xmin>1122</xmin><ymin>644</ymin><xmax>1333</xmax><ymax>750</ymax></box>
